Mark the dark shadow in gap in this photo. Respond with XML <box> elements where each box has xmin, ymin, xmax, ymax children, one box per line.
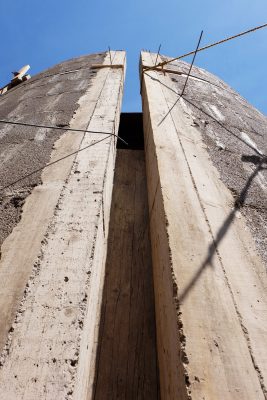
<box><xmin>117</xmin><ymin>113</ymin><xmax>144</xmax><ymax>150</ymax></box>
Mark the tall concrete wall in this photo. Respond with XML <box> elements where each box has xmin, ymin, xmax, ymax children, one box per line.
<box><xmin>0</xmin><ymin>51</ymin><xmax>126</xmax><ymax>399</ymax></box>
<box><xmin>0</xmin><ymin>49</ymin><xmax>266</xmax><ymax>400</ymax></box>
<box><xmin>141</xmin><ymin>51</ymin><xmax>267</xmax><ymax>400</ymax></box>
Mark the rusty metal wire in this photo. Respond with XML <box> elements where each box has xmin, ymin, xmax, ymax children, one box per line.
<box><xmin>158</xmin><ymin>30</ymin><xmax>203</xmax><ymax>125</ymax></box>
<box><xmin>0</xmin><ymin>119</ymin><xmax>127</xmax><ymax>145</ymax></box>
<box><xmin>143</xmin><ymin>22</ymin><xmax>267</xmax><ymax>72</ymax></box>
<box><xmin>0</xmin><ymin>135</ymin><xmax>113</xmax><ymax>193</ymax></box>
<box><xmin>180</xmin><ymin>30</ymin><xmax>203</xmax><ymax>97</ymax></box>
<box><xmin>154</xmin><ymin>44</ymin><xmax>162</xmax><ymax>66</ymax></box>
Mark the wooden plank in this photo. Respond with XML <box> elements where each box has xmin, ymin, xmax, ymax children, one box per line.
<box><xmin>0</xmin><ymin>86</ymin><xmax>8</xmax><ymax>95</ymax></box>
<box><xmin>0</xmin><ymin>65</ymin><xmax>30</xmax><ymax>94</ymax></box>
<box><xmin>143</xmin><ymin>65</ymin><xmax>183</xmax><ymax>75</ymax></box>
<box><xmin>11</xmin><ymin>65</ymin><xmax>30</xmax><ymax>82</ymax></box>
<box><xmin>91</xmin><ymin>64</ymin><xmax>124</xmax><ymax>69</ymax></box>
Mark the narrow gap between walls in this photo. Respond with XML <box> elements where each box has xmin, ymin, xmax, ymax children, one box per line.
<box><xmin>117</xmin><ymin>112</ymin><xmax>144</xmax><ymax>150</ymax></box>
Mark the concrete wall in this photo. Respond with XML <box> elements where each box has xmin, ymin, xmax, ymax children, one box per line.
<box><xmin>0</xmin><ymin>48</ymin><xmax>266</xmax><ymax>400</ymax></box>
<box><xmin>141</xmin><ymin>51</ymin><xmax>267</xmax><ymax>400</ymax></box>
<box><xmin>0</xmin><ymin>51</ymin><xmax>126</xmax><ymax>399</ymax></box>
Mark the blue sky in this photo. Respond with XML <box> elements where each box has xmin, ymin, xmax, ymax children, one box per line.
<box><xmin>0</xmin><ymin>0</ymin><xmax>266</xmax><ymax>114</ymax></box>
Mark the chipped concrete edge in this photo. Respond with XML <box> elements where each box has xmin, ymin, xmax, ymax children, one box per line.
<box><xmin>141</xmin><ymin>52</ymin><xmax>190</xmax><ymax>400</ymax></box>
<box><xmin>141</xmin><ymin>50</ymin><xmax>267</xmax><ymax>400</ymax></box>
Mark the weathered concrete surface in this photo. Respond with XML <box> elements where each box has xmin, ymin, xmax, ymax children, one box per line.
<box><xmin>160</xmin><ymin>55</ymin><xmax>267</xmax><ymax>266</ymax></box>
<box><xmin>0</xmin><ymin>53</ymin><xmax>104</xmax><ymax>247</ymax></box>
<box><xmin>0</xmin><ymin>51</ymin><xmax>125</xmax><ymax>399</ymax></box>
<box><xmin>93</xmin><ymin>149</ymin><xmax>160</xmax><ymax>399</ymax></box>
<box><xmin>141</xmin><ymin>51</ymin><xmax>267</xmax><ymax>400</ymax></box>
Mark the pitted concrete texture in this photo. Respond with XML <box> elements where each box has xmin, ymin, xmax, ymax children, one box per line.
<box><xmin>142</xmin><ymin>51</ymin><xmax>267</xmax><ymax>400</ymax></box>
<box><xmin>0</xmin><ymin>51</ymin><xmax>125</xmax><ymax>399</ymax></box>
<box><xmin>0</xmin><ymin>53</ymin><xmax>105</xmax><ymax>247</ymax></box>
<box><xmin>161</xmin><ymin>56</ymin><xmax>267</xmax><ymax>266</ymax></box>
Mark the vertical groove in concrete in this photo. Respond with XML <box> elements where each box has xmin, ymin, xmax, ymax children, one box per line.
<box><xmin>93</xmin><ymin>150</ymin><xmax>160</xmax><ymax>400</ymax></box>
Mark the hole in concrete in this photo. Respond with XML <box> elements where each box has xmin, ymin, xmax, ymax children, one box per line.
<box><xmin>117</xmin><ymin>112</ymin><xmax>144</xmax><ymax>150</ymax></box>
<box><xmin>93</xmin><ymin>148</ymin><xmax>160</xmax><ymax>399</ymax></box>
